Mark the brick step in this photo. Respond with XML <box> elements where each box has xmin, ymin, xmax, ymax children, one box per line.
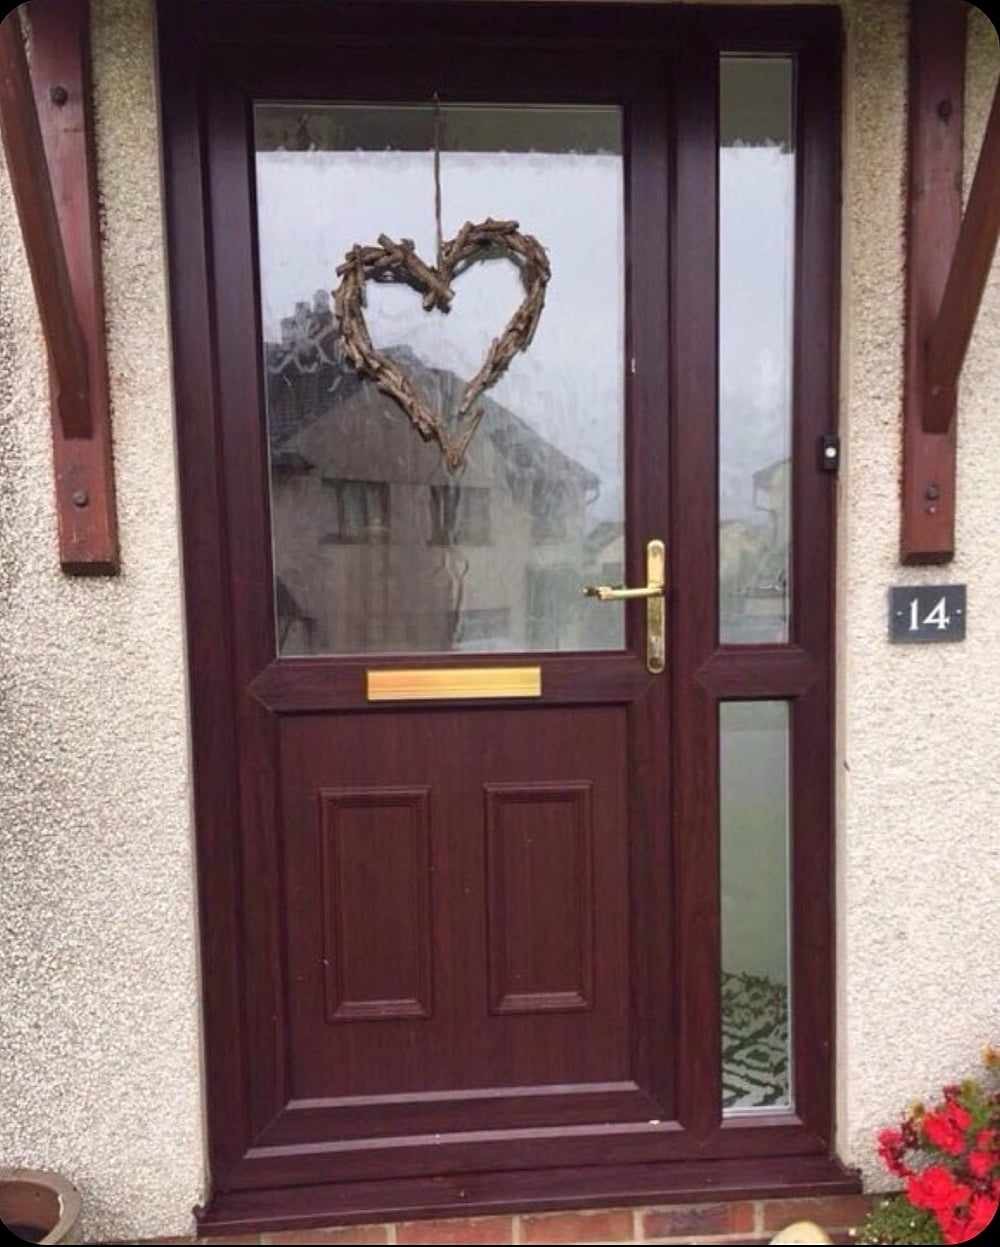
<box><xmin>140</xmin><ymin>1193</ymin><xmax>879</xmax><ymax>1245</ymax></box>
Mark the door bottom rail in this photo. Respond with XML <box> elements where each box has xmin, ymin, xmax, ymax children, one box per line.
<box><xmin>194</xmin><ymin>1153</ymin><xmax>862</xmax><ymax>1239</ymax></box>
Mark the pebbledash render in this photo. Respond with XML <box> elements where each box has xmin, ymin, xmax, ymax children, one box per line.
<box><xmin>0</xmin><ymin>0</ymin><xmax>998</xmax><ymax>1243</ymax></box>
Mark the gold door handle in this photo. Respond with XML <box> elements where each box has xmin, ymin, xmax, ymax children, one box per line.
<box><xmin>582</xmin><ymin>583</ymin><xmax>662</xmax><ymax>602</ymax></box>
<box><xmin>583</xmin><ymin>539</ymin><xmax>666</xmax><ymax>674</ymax></box>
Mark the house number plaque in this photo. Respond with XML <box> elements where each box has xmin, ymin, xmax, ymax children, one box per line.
<box><xmin>889</xmin><ymin>585</ymin><xmax>966</xmax><ymax>643</ymax></box>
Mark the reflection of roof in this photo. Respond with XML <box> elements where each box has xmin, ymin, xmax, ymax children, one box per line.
<box><xmin>265</xmin><ymin>316</ymin><xmax>599</xmax><ymax>492</ymax></box>
<box><xmin>753</xmin><ymin>457</ymin><xmax>790</xmax><ymax>491</ymax></box>
<box><xmin>585</xmin><ymin>520</ymin><xmax>624</xmax><ymax>554</ymax></box>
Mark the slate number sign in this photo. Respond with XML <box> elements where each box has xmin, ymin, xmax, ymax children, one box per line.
<box><xmin>889</xmin><ymin>585</ymin><xmax>966</xmax><ymax>643</ymax></box>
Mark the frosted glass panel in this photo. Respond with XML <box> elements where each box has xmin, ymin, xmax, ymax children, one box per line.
<box><xmin>721</xmin><ymin>701</ymin><xmax>792</xmax><ymax>1113</ymax></box>
<box><xmin>255</xmin><ymin>104</ymin><xmax>625</xmax><ymax>657</ymax></box>
<box><xmin>719</xmin><ymin>59</ymin><xmax>795</xmax><ymax>645</ymax></box>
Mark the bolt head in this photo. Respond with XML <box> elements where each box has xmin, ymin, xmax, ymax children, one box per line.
<box><xmin>71</xmin><ymin>489</ymin><xmax>89</xmax><ymax>508</ymax></box>
<box><xmin>49</xmin><ymin>84</ymin><xmax>69</xmax><ymax>106</ymax></box>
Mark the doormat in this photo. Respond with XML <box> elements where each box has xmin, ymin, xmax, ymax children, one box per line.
<box><xmin>722</xmin><ymin>970</ymin><xmax>790</xmax><ymax>1110</ymax></box>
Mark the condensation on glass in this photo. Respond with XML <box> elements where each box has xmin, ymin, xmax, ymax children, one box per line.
<box><xmin>719</xmin><ymin>58</ymin><xmax>796</xmax><ymax>645</ymax></box>
<box><xmin>254</xmin><ymin>104</ymin><xmax>625</xmax><ymax>657</ymax></box>
<box><xmin>720</xmin><ymin>701</ymin><xmax>792</xmax><ymax>1114</ymax></box>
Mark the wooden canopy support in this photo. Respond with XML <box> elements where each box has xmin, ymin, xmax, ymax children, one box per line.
<box><xmin>902</xmin><ymin>0</ymin><xmax>999</xmax><ymax>564</ymax></box>
<box><xmin>925</xmin><ymin>80</ymin><xmax>1000</xmax><ymax>433</ymax></box>
<box><xmin>0</xmin><ymin>0</ymin><xmax>118</xmax><ymax>574</ymax></box>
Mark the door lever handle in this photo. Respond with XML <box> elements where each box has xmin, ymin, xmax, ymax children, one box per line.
<box><xmin>582</xmin><ymin>540</ymin><xmax>666</xmax><ymax>674</ymax></box>
<box><xmin>582</xmin><ymin>538</ymin><xmax>665</xmax><ymax>602</ymax></box>
<box><xmin>582</xmin><ymin>582</ymin><xmax>663</xmax><ymax>602</ymax></box>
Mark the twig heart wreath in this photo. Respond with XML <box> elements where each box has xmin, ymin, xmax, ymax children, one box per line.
<box><xmin>331</xmin><ymin>99</ymin><xmax>551</xmax><ymax>473</ymax></box>
<box><xmin>333</xmin><ymin>220</ymin><xmax>550</xmax><ymax>472</ymax></box>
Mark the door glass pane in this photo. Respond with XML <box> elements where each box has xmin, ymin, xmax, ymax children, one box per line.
<box><xmin>719</xmin><ymin>58</ymin><xmax>795</xmax><ymax>645</ymax></box>
<box><xmin>721</xmin><ymin>701</ymin><xmax>792</xmax><ymax>1113</ymax></box>
<box><xmin>255</xmin><ymin>104</ymin><xmax>625</xmax><ymax>656</ymax></box>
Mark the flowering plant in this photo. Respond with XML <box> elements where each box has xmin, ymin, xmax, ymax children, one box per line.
<box><xmin>868</xmin><ymin>1048</ymin><xmax>999</xmax><ymax>1244</ymax></box>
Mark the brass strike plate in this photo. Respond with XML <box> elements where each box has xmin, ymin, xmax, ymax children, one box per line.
<box><xmin>366</xmin><ymin>667</ymin><xmax>542</xmax><ymax>702</ymax></box>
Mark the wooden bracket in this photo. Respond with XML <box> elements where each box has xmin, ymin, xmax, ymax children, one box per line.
<box><xmin>0</xmin><ymin>0</ymin><xmax>118</xmax><ymax>574</ymax></box>
<box><xmin>902</xmin><ymin>0</ymin><xmax>1000</xmax><ymax>565</ymax></box>
<box><xmin>925</xmin><ymin>79</ymin><xmax>1000</xmax><ymax>433</ymax></box>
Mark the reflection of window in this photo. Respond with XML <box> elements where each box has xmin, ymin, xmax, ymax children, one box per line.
<box><xmin>531</xmin><ymin>478</ymin><xmax>568</xmax><ymax>541</ymax></box>
<box><xmin>526</xmin><ymin>566</ymin><xmax>578</xmax><ymax>649</ymax></box>
<box><xmin>275</xmin><ymin>576</ymin><xmax>316</xmax><ymax>653</ymax></box>
<box><xmin>320</xmin><ymin>479</ymin><xmax>389</xmax><ymax>544</ymax></box>
<box><xmin>457</xmin><ymin>608</ymin><xmax>511</xmax><ymax>644</ymax></box>
<box><xmin>428</xmin><ymin>486</ymin><xmax>492</xmax><ymax>546</ymax></box>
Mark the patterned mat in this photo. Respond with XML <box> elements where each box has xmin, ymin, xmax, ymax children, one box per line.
<box><xmin>722</xmin><ymin>970</ymin><xmax>790</xmax><ymax>1110</ymax></box>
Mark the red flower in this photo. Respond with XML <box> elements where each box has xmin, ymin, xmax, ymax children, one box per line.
<box><xmin>909</xmin><ymin>1166</ymin><xmax>961</xmax><ymax>1212</ymax></box>
<box><xmin>969</xmin><ymin>1150</ymin><xmax>995</xmax><ymax>1179</ymax></box>
<box><xmin>976</xmin><ymin>1129</ymin><xmax>996</xmax><ymax>1151</ymax></box>
<box><xmin>878</xmin><ymin>1127</ymin><xmax>911</xmax><ymax>1178</ymax></box>
<box><xmin>930</xmin><ymin>1180</ymin><xmax>975</xmax><ymax>1244</ymax></box>
<box><xmin>945</xmin><ymin>1101</ymin><xmax>972</xmax><ymax>1132</ymax></box>
<box><xmin>940</xmin><ymin>1211</ymin><xmax>967</xmax><ymax>1245</ymax></box>
<box><xmin>959</xmin><ymin>1193</ymin><xmax>998</xmax><ymax>1242</ymax></box>
<box><xmin>924</xmin><ymin>1110</ymin><xmax>967</xmax><ymax>1156</ymax></box>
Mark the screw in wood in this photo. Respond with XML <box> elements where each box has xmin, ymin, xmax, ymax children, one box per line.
<box><xmin>49</xmin><ymin>84</ymin><xmax>69</xmax><ymax>106</ymax></box>
<box><xmin>71</xmin><ymin>490</ymin><xmax>89</xmax><ymax>508</ymax></box>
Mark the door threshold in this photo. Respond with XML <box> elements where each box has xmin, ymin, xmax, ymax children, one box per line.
<box><xmin>197</xmin><ymin>1153</ymin><xmax>861</xmax><ymax>1238</ymax></box>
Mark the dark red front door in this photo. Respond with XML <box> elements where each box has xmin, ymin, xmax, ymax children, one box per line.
<box><xmin>160</xmin><ymin>0</ymin><xmax>845</xmax><ymax>1231</ymax></box>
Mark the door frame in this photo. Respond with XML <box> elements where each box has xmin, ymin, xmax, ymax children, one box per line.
<box><xmin>157</xmin><ymin>1</ymin><xmax>851</xmax><ymax>1233</ymax></box>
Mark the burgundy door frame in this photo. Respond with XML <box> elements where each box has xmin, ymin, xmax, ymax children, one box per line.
<box><xmin>157</xmin><ymin>2</ymin><xmax>853</xmax><ymax>1234</ymax></box>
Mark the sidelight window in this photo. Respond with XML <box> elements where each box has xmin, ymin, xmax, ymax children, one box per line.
<box><xmin>719</xmin><ymin>56</ymin><xmax>796</xmax><ymax>646</ymax></box>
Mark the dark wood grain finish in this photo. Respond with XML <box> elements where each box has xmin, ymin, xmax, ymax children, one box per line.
<box><xmin>696</xmin><ymin>648</ymin><xmax>822</xmax><ymax>699</ymax></box>
<box><xmin>197</xmin><ymin>1154</ymin><xmax>860</xmax><ymax>1237</ymax></box>
<box><xmin>925</xmin><ymin>80</ymin><xmax>1000</xmax><ymax>431</ymax></box>
<box><xmin>486</xmin><ymin>783</ymin><xmax>595</xmax><ymax>1015</ymax></box>
<box><xmin>320</xmin><ymin>788</ymin><xmax>433</xmax><ymax>1022</ymax></box>
<box><xmin>158</xmin><ymin>0</ymin><xmax>250</xmax><ymax>1192</ymax></box>
<box><xmin>669</xmin><ymin>27</ymin><xmax>720</xmax><ymax>1144</ymax></box>
<box><xmin>901</xmin><ymin>0</ymin><xmax>966</xmax><ymax>563</ymax></box>
<box><xmin>788</xmin><ymin>31</ymin><xmax>841</xmax><ymax>1146</ymax></box>
<box><xmin>0</xmin><ymin>5</ymin><xmax>88</xmax><ymax>436</ymax></box>
<box><xmin>158</xmin><ymin>0</ymin><xmax>843</xmax><ymax>1225</ymax></box>
<box><xmin>250</xmin><ymin>654</ymin><xmax>655</xmax><ymax>714</ymax></box>
<box><xmin>0</xmin><ymin>0</ymin><xmax>119</xmax><ymax>573</ymax></box>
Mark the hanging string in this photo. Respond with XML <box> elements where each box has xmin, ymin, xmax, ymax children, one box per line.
<box><xmin>433</xmin><ymin>93</ymin><xmax>444</xmax><ymax>270</ymax></box>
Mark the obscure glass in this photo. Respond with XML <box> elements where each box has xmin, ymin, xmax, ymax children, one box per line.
<box><xmin>255</xmin><ymin>104</ymin><xmax>625</xmax><ymax>657</ymax></box>
<box><xmin>719</xmin><ymin>59</ymin><xmax>796</xmax><ymax>645</ymax></box>
<box><xmin>720</xmin><ymin>701</ymin><xmax>792</xmax><ymax>1113</ymax></box>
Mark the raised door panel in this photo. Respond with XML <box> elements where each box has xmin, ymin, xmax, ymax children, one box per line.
<box><xmin>320</xmin><ymin>787</ymin><xmax>433</xmax><ymax>1022</ymax></box>
<box><xmin>486</xmin><ymin>782</ymin><xmax>594</xmax><ymax>1015</ymax></box>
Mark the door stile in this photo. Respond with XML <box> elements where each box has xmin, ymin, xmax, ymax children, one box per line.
<box><xmin>624</xmin><ymin>70</ymin><xmax>673</xmax><ymax>1116</ymax></box>
<box><xmin>157</xmin><ymin>0</ymin><xmax>254</xmax><ymax>1192</ymax></box>
<box><xmin>669</xmin><ymin>32</ymin><xmax>723</xmax><ymax>1144</ymax></box>
<box><xmin>207</xmin><ymin>76</ymin><xmax>290</xmax><ymax>1146</ymax></box>
<box><xmin>787</xmin><ymin>33</ymin><xmax>841</xmax><ymax>1148</ymax></box>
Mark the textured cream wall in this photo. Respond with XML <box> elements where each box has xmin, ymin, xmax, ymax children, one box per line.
<box><xmin>1</xmin><ymin>0</ymin><xmax>999</xmax><ymax>1240</ymax></box>
<box><xmin>836</xmin><ymin>0</ymin><xmax>1000</xmax><ymax>1186</ymax></box>
<box><xmin>0</xmin><ymin>1</ymin><xmax>204</xmax><ymax>1241</ymax></box>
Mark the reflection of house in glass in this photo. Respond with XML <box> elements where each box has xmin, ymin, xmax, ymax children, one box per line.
<box><xmin>266</xmin><ymin>296</ymin><xmax>620</xmax><ymax>656</ymax></box>
<box><xmin>719</xmin><ymin>456</ymin><xmax>790</xmax><ymax>645</ymax></box>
